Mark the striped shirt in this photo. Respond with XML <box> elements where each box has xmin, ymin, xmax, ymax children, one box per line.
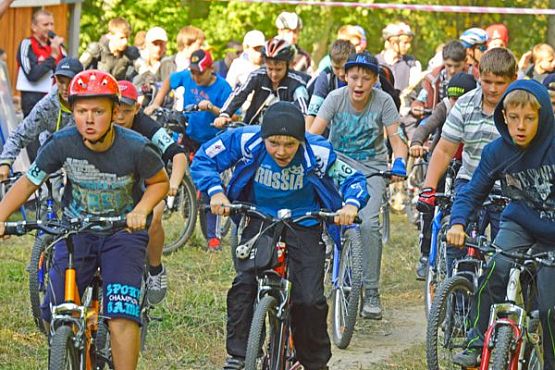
<box><xmin>441</xmin><ymin>87</ymin><xmax>500</xmax><ymax>181</ymax></box>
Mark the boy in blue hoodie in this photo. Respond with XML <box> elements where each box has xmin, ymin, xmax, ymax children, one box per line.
<box><xmin>446</xmin><ymin>79</ymin><xmax>555</xmax><ymax>368</ymax></box>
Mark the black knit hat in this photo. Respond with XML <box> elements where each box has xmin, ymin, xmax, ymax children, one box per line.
<box><xmin>261</xmin><ymin>102</ymin><xmax>305</xmax><ymax>142</ymax></box>
<box><xmin>447</xmin><ymin>72</ymin><xmax>477</xmax><ymax>98</ymax></box>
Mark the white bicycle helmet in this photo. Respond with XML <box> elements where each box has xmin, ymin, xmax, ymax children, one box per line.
<box><xmin>275</xmin><ymin>12</ymin><xmax>303</xmax><ymax>30</ymax></box>
<box><xmin>459</xmin><ymin>27</ymin><xmax>489</xmax><ymax>48</ymax></box>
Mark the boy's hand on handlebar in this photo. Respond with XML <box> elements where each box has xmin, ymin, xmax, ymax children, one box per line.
<box><xmin>409</xmin><ymin>144</ymin><xmax>427</xmax><ymax>158</ymax></box>
<box><xmin>446</xmin><ymin>224</ymin><xmax>466</xmax><ymax>248</ymax></box>
<box><xmin>197</xmin><ymin>100</ymin><xmax>213</xmax><ymax>111</ymax></box>
<box><xmin>126</xmin><ymin>210</ymin><xmax>148</xmax><ymax>231</ymax></box>
<box><xmin>390</xmin><ymin>157</ymin><xmax>407</xmax><ymax>182</ymax></box>
<box><xmin>210</xmin><ymin>192</ymin><xmax>231</xmax><ymax>216</ymax></box>
<box><xmin>144</xmin><ymin>104</ymin><xmax>160</xmax><ymax>116</ymax></box>
<box><xmin>213</xmin><ymin>116</ymin><xmax>231</xmax><ymax>129</ymax></box>
<box><xmin>334</xmin><ymin>204</ymin><xmax>359</xmax><ymax>225</ymax></box>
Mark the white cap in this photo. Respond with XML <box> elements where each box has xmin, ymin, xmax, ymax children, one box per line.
<box><xmin>146</xmin><ymin>27</ymin><xmax>168</xmax><ymax>43</ymax></box>
<box><xmin>243</xmin><ymin>30</ymin><xmax>265</xmax><ymax>48</ymax></box>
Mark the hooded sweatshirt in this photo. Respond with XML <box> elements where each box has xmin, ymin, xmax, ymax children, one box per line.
<box><xmin>450</xmin><ymin>79</ymin><xmax>555</xmax><ymax>243</ymax></box>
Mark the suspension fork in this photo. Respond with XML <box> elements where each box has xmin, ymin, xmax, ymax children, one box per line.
<box><xmin>480</xmin><ymin>318</ymin><xmax>523</xmax><ymax>370</ymax></box>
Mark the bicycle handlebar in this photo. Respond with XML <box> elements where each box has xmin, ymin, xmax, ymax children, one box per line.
<box><xmin>465</xmin><ymin>236</ymin><xmax>555</xmax><ymax>268</ymax></box>
<box><xmin>366</xmin><ymin>170</ymin><xmax>407</xmax><ymax>180</ymax></box>
<box><xmin>4</xmin><ymin>216</ymin><xmax>128</xmax><ymax>236</ymax></box>
<box><xmin>224</xmin><ymin>203</ymin><xmax>362</xmax><ymax>225</ymax></box>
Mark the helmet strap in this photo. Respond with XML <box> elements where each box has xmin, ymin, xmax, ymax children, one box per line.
<box><xmin>83</xmin><ymin>123</ymin><xmax>114</xmax><ymax>146</ymax></box>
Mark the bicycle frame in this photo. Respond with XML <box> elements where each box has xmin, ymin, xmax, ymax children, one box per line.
<box><xmin>50</xmin><ymin>233</ymin><xmax>101</xmax><ymax>370</ymax></box>
<box><xmin>478</xmin><ymin>255</ymin><xmax>543</xmax><ymax>370</ymax></box>
<box><xmin>330</xmin><ymin>225</ymin><xmax>359</xmax><ymax>289</ymax></box>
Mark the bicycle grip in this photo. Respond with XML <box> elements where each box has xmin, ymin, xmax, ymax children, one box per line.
<box><xmin>3</xmin><ymin>222</ymin><xmax>26</xmax><ymax>236</ymax></box>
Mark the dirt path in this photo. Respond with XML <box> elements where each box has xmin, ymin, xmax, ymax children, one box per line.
<box><xmin>329</xmin><ymin>304</ymin><xmax>426</xmax><ymax>369</ymax></box>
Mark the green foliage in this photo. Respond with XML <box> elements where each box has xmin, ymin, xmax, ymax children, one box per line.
<box><xmin>80</xmin><ymin>0</ymin><xmax>549</xmax><ymax>68</ymax></box>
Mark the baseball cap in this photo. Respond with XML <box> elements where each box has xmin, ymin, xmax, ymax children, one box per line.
<box><xmin>486</xmin><ymin>24</ymin><xmax>509</xmax><ymax>47</ymax></box>
<box><xmin>117</xmin><ymin>80</ymin><xmax>139</xmax><ymax>105</ymax></box>
<box><xmin>146</xmin><ymin>27</ymin><xmax>168</xmax><ymax>43</ymax></box>
<box><xmin>189</xmin><ymin>49</ymin><xmax>213</xmax><ymax>73</ymax></box>
<box><xmin>54</xmin><ymin>57</ymin><xmax>84</xmax><ymax>79</ymax></box>
<box><xmin>344</xmin><ymin>51</ymin><xmax>379</xmax><ymax>74</ymax></box>
<box><xmin>243</xmin><ymin>30</ymin><xmax>265</xmax><ymax>48</ymax></box>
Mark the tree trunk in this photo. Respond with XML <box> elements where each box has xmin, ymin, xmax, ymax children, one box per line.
<box><xmin>549</xmin><ymin>0</ymin><xmax>555</xmax><ymax>45</ymax></box>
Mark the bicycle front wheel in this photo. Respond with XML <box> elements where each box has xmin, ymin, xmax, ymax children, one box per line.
<box><xmin>331</xmin><ymin>227</ymin><xmax>363</xmax><ymax>349</ymax></box>
<box><xmin>49</xmin><ymin>325</ymin><xmax>80</xmax><ymax>370</ymax></box>
<box><xmin>424</xmin><ymin>215</ymin><xmax>450</xmax><ymax>318</ymax></box>
<box><xmin>162</xmin><ymin>174</ymin><xmax>197</xmax><ymax>254</ymax></box>
<box><xmin>491</xmin><ymin>325</ymin><xmax>517</xmax><ymax>369</ymax></box>
<box><xmin>28</xmin><ymin>233</ymin><xmax>54</xmax><ymax>334</ymax></box>
<box><xmin>426</xmin><ymin>275</ymin><xmax>474</xmax><ymax>369</ymax></box>
<box><xmin>245</xmin><ymin>295</ymin><xmax>287</xmax><ymax>370</ymax></box>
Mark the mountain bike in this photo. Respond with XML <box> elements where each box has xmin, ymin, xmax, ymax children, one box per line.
<box><xmin>226</xmin><ymin>204</ymin><xmax>359</xmax><ymax>370</ymax></box>
<box><xmin>5</xmin><ymin>217</ymin><xmax>152</xmax><ymax>370</ymax></box>
<box><xmin>467</xmin><ymin>237</ymin><xmax>548</xmax><ymax>370</ymax></box>
<box><xmin>423</xmin><ymin>157</ymin><xmax>460</xmax><ymax>317</ymax></box>
<box><xmin>425</xmin><ymin>195</ymin><xmax>510</xmax><ymax>369</ymax></box>
<box><xmin>152</xmin><ymin>106</ymin><xmax>199</xmax><ymax>254</ymax></box>
<box><xmin>28</xmin><ymin>172</ymin><xmax>63</xmax><ymax>334</ymax></box>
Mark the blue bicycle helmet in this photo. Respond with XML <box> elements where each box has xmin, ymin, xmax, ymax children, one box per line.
<box><xmin>459</xmin><ymin>28</ymin><xmax>489</xmax><ymax>48</ymax></box>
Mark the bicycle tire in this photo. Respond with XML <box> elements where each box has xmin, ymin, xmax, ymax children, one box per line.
<box><xmin>162</xmin><ymin>174</ymin><xmax>197</xmax><ymax>254</ymax></box>
<box><xmin>94</xmin><ymin>319</ymin><xmax>112</xmax><ymax>370</ymax></box>
<box><xmin>331</xmin><ymin>227</ymin><xmax>363</xmax><ymax>349</ymax></box>
<box><xmin>424</xmin><ymin>216</ymin><xmax>450</xmax><ymax>318</ymax></box>
<box><xmin>28</xmin><ymin>233</ymin><xmax>54</xmax><ymax>334</ymax></box>
<box><xmin>426</xmin><ymin>275</ymin><xmax>474</xmax><ymax>369</ymax></box>
<box><xmin>245</xmin><ymin>295</ymin><xmax>286</xmax><ymax>370</ymax></box>
<box><xmin>491</xmin><ymin>325</ymin><xmax>516</xmax><ymax>369</ymax></box>
<box><xmin>49</xmin><ymin>325</ymin><xmax>80</xmax><ymax>370</ymax></box>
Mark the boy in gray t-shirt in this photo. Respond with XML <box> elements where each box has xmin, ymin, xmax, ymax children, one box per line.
<box><xmin>310</xmin><ymin>51</ymin><xmax>408</xmax><ymax>320</ymax></box>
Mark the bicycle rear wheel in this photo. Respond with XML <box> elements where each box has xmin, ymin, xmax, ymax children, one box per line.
<box><xmin>426</xmin><ymin>275</ymin><xmax>474</xmax><ymax>369</ymax></box>
<box><xmin>49</xmin><ymin>325</ymin><xmax>80</xmax><ymax>370</ymax></box>
<box><xmin>331</xmin><ymin>227</ymin><xmax>363</xmax><ymax>349</ymax></box>
<box><xmin>162</xmin><ymin>174</ymin><xmax>197</xmax><ymax>254</ymax></box>
<box><xmin>28</xmin><ymin>233</ymin><xmax>54</xmax><ymax>334</ymax></box>
<box><xmin>94</xmin><ymin>319</ymin><xmax>112</xmax><ymax>370</ymax></box>
<box><xmin>245</xmin><ymin>295</ymin><xmax>288</xmax><ymax>370</ymax></box>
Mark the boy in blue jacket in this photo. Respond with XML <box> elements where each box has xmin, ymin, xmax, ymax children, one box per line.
<box><xmin>191</xmin><ymin>102</ymin><xmax>368</xmax><ymax>370</ymax></box>
<box><xmin>447</xmin><ymin>79</ymin><xmax>555</xmax><ymax>368</ymax></box>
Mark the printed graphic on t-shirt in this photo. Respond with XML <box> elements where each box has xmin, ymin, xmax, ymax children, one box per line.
<box><xmin>504</xmin><ymin>164</ymin><xmax>555</xmax><ymax>220</ymax></box>
<box><xmin>331</xmin><ymin>111</ymin><xmax>380</xmax><ymax>160</ymax></box>
<box><xmin>64</xmin><ymin>158</ymin><xmax>135</xmax><ymax>216</ymax></box>
<box><xmin>254</xmin><ymin>163</ymin><xmax>304</xmax><ymax>191</ymax></box>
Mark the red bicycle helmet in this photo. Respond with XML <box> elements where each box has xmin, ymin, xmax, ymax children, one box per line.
<box><xmin>69</xmin><ymin>70</ymin><xmax>120</xmax><ymax>105</ymax></box>
<box><xmin>263</xmin><ymin>38</ymin><xmax>295</xmax><ymax>62</ymax></box>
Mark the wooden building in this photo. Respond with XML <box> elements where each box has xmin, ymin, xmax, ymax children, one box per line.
<box><xmin>0</xmin><ymin>0</ymin><xmax>83</xmax><ymax>93</ymax></box>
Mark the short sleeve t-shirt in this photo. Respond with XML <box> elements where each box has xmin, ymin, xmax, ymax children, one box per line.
<box><xmin>252</xmin><ymin>150</ymin><xmax>319</xmax><ymax>226</ymax></box>
<box><xmin>441</xmin><ymin>87</ymin><xmax>500</xmax><ymax>181</ymax></box>
<box><xmin>317</xmin><ymin>87</ymin><xmax>400</xmax><ymax>161</ymax></box>
<box><xmin>27</xmin><ymin>125</ymin><xmax>164</xmax><ymax>218</ymax></box>
<box><xmin>170</xmin><ymin>70</ymin><xmax>232</xmax><ymax>144</ymax></box>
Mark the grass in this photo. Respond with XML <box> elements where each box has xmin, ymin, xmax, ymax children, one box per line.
<box><xmin>0</xmin><ymin>212</ymin><xmax>428</xmax><ymax>369</ymax></box>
